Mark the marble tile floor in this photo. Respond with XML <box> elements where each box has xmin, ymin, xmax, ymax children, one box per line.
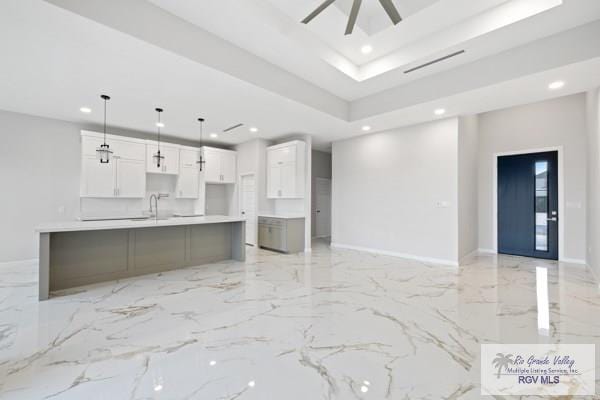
<box><xmin>1</xmin><ymin>240</ymin><xmax>599</xmax><ymax>399</ymax></box>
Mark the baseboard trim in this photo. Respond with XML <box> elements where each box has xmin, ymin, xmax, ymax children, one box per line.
<box><xmin>0</xmin><ymin>258</ymin><xmax>38</xmax><ymax>268</ymax></box>
<box><xmin>477</xmin><ymin>248</ymin><xmax>498</xmax><ymax>254</ymax></box>
<box><xmin>559</xmin><ymin>257</ymin><xmax>587</xmax><ymax>265</ymax></box>
<box><xmin>459</xmin><ymin>249</ymin><xmax>480</xmax><ymax>264</ymax></box>
<box><xmin>330</xmin><ymin>242</ymin><xmax>459</xmax><ymax>267</ymax></box>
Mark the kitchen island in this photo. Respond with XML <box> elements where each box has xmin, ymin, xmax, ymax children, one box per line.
<box><xmin>35</xmin><ymin>216</ymin><xmax>245</xmax><ymax>300</ymax></box>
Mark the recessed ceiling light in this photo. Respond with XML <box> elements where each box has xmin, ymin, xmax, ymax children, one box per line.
<box><xmin>248</xmin><ymin>381</ymin><xmax>256</xmax><ymax>388</ymax></box>
<box><xmin>210</xmin><ymin>133</ymin><xmax>218</xmax><ymax>139</ymax></box>
<box><xmin>548</xmin><ymin>81</ymin><xmax>565</xmax><ymax>90</ymax></box>
<box><xmin>434</xmin><ymin>108</ymin><xmax>446</xmax><ymax>116</ymax></box>
<box><xmin>154</xmin><ymin>385</ymin><xmax>163</xmax><ymax>392</ymax></box>
<box><xmin>361</xmin><ymin>45</ymin><xmax>373</xmax><ymax>55</ymax></box>
<box><xmin>155</xmin><ymin>122</ymin><xmax>165</xmax><ymax>128</ymax></box>
<box><xmin>80</xmin><ymin>107</ymin><xmax>91</xmax><ymax>113</ymax></box>
<box><xmin>362</xmin><ymin>125</ymin><xmax>371</xmax><ymax>131</ymax></box>
<box><xmin>249</xmin><ymin>127</ymin><xmax>258</xmax><ymax>133</ymax></box>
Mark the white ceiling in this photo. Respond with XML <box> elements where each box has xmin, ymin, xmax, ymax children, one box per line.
<box><xmin>0</xmin><ymin>0</ymin><xmax>599</xmax><ymax>151</ymax></box>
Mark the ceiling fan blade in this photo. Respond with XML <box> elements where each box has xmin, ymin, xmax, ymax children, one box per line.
<box><xmin>344</xmin><ymin>0</ymin><xmax>362</xmax><ymax>35</ymax></box>
<box><xmin>378</xmin><ymin>0</ymin><xmax>402</xmax><ymax>25</ymax></box>
<box><xmin>301</xmin><ymin>0</ymin><xmax>337</xmax><ymax>24</ymax></box>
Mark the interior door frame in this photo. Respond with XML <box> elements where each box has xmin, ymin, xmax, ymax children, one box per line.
<box><xmin>314</xmin><ymin>177</ymin><xmax>332</xmax><ymax>238</ymax></box>
<box><xmin>492</xmin><ymin>146</ymin><xmax>564</xmax><ymax>260</ymax></box>
<box><xmin>239</xmin><ymin>172</ymin><xmax>257</xmax><ymax>246</ymax></box>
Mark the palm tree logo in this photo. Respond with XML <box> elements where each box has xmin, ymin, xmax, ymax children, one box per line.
<box><xmin>492</xmin><ymin>353</ymin><xmax>514</xmax><ymax>378</ymax></box>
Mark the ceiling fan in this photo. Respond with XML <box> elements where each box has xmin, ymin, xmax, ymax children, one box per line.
<box><xmin>301</xmin><ymin>0</ymin><xmax>402</xmax><ymax>35</ymax></box>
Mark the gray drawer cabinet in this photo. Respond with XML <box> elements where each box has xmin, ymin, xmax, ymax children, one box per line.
<box><xmin>258</xmin><ymin>217</ymin><xmax>305</xmax><ymax>253</ymax></box>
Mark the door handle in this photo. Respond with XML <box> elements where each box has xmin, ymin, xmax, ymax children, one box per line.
<box><xmin>547</xmin><ymin>217</ymin><xmax>557</xmax><ymax>222</ymax></box>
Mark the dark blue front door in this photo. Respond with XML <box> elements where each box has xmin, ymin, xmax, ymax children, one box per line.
<box><xmin>498</xmin><ymin>151</ymin><xmax>558</xmax><ymax>260</ymax></box>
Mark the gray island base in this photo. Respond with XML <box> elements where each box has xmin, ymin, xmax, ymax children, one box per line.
<box><xmin>36</xmin><ymin>216</ymin><xmax>245</xmax><ymax>300</ymax></box>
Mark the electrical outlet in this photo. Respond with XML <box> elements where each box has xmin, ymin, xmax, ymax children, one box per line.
<box><xmin>58</xmin><ymin>206</ymin><xmax>65</xmax><ymax>215</ymax></box>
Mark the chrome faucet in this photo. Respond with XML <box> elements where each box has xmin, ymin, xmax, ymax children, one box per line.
<box><xmin>149</xmin><ymin>193</ymin><xmax>169</xmax><ymax>220</ymax></box>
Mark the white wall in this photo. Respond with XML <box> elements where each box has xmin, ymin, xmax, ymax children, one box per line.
<box><xmin>311</xmin><ymin>150</ymin><xmax>332</xmax><ymax>237</ymax></box>
<box><xmin>478</xmin><ymin>94</ymin><xmax>587</xmax><ymax>261</ymax></box>
<box><xmin>457</xmin><ymin>115</ymin><xmax>479</xmax><ymax>259</ymax></box>
<box><xmin>332</xmin><ymin>118</ymin><xmax>460</xmax><ymax>265</ymax></box>
<box><xmin>586</xmin><ymin>88</ymin><xmax>600</xmax><ymax>280</ymax></box>
<box><xmin>0</xmin><ymin>110</ymin><xmax>81</xmax><ymax>262</ymax></box>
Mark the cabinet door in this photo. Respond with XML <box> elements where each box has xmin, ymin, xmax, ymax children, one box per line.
<box><xmin>162</xmin><ymin>146</ymin><xmax>180</xmax><ymax>175</ymax></box>
<box><xmin>114</xmin><ymin>139</ymin><xmax>145</xmax><ymax>161</ymax></box>
<box><xmin>267</xmin><ymin>165</ymin><xmax>282</xmax><ymax>198</ymax></box>
<box><xmin>176</xmin><ymin>168</ymin><xmax>199</xmax><ymax>199</ymax></box>
<box><xmin>220</xmin><ymin>152</ymin><xmax>236</xmax><ymax>183</ymax></box>
<box><xmin>146</xmin><ymin>144</ymin><xmax>163</xmax><ymax>174</ymax></box>
<box><xmin>204</xmin><ymin>149</ymin><xmax>221</xmax><ymax>183</ymax></box>
<box><xmin>146</xmin><ymin>145</ymin><xmax>179</xmax><ymax>174</ymax></box>
<box><xmin>280</xmin><ymin>163</ymin><xmax>296</xmax><ymax>198</ymax></box>
<box><xmin>116</xmin><ymin>158</ymin><xmax>145</xmax><ymax>198</ymax></box>
<box><xmin>81</xmin><ymin>156</ymin><xmax>115</xmax><ymax>197</ymax></box>
<box><xmin>258</xmin><ymin>224</ymin><xmax>272</xmax><ymax>248</ymax></box>
<box><xmin>270</xmin><ymin>225</ymin><xmax>284</xmax><ymax>251</ymax></box>
<box><xmin>180</xmin><ymin>149</ymin><xmax>199</xmax><ymax>169</ymax></box>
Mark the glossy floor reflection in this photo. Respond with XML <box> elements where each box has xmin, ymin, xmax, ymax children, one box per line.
<box><xmin>1</xmin><ymin>240</ymin><xmax>599</xmax><ymax>399</ymax></box>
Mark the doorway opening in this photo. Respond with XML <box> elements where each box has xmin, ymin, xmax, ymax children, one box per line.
<box><xmin>240</xmin><ymin>173</ymin><xmax>257</xmax><ymax>246</ymax></box>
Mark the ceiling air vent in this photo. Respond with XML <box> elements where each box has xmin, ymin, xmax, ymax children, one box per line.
<box><xmin>404</xmin><ymin>50</ymin><xmax>465</xmax><ymax>74</ymax></box>
<box><xmin>223</xmin><ymin>123</ymin><xmax>244</xmax><ymax>133</ymax></box>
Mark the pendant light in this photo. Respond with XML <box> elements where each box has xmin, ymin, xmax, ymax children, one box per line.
<box><xmin>96</xmin><ymin>95</ymin><xmax>113</xmax><ymax>164</ymax></box>
<box><xmin>153</xmin><ymin>108</ymin><xmax>165</xmax><ymax>168</ymax></box>
<box><xmin>197</xmin><ymin>117</ymin><xmax>206</xmax><ymax>171</ymax></box>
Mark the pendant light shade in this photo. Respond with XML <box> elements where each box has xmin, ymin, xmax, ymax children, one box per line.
<box><xmin>197</xmin><ymin>117</ymin><xmax>206</xmax><ymax>171</ymax></box>
<box><xmin>153</xmin><ymin>108</ymin><xmax>165</xmax><ymax>168</ymax></box>
<box><xmin>96</xmin><ymin>95</ymin><xmax>113</xmax><ymax>164</ymax></box>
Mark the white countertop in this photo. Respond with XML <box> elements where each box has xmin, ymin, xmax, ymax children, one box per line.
<box><xmin>258</xmin><ymin>213</ymin><xmax>305</xmax><ymax>220</ymax></box>
<box><xmin>36</xmin><ymin>215</ymin><xmax>245</xmax><ymax>233</ymax></box>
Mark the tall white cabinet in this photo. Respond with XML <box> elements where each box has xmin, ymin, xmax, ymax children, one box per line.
<box><xmin>80</xmin><ymin>132</ymin><xmax>146</xmax><ymax>198</ymax></box>
<box><xmin>267</xmin><ymin>140</ymin><xmax>306</xmax><ymax>198</ymax></box>
<box><xmin>176</xmin><ymin>147</ymin><xmax>201</xmax><ymax>199</ymax></box>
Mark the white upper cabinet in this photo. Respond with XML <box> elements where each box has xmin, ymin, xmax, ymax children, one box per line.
<box><xmin>203</xmin><ymin>147</ymin><xmax>237</xmax><ymax>184</ymax></box>
<box><xmin>176</xmin><ymin>148</ymin><xmax>201</xmax><ymax>199</ymax></box>
<box><xmin>80</xmin><ymin>131</ymin><xmax>146</xmax><ymax>198</ymax></box>
<box><xmin>146</xmin><ymin>143</ymin><xmax>180</xmax><ymax>175</ymax></box>
<box><xmin>267</xmin><ymin>140</ymin><xmax>306</xmax><ymax>199</ymax></box>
